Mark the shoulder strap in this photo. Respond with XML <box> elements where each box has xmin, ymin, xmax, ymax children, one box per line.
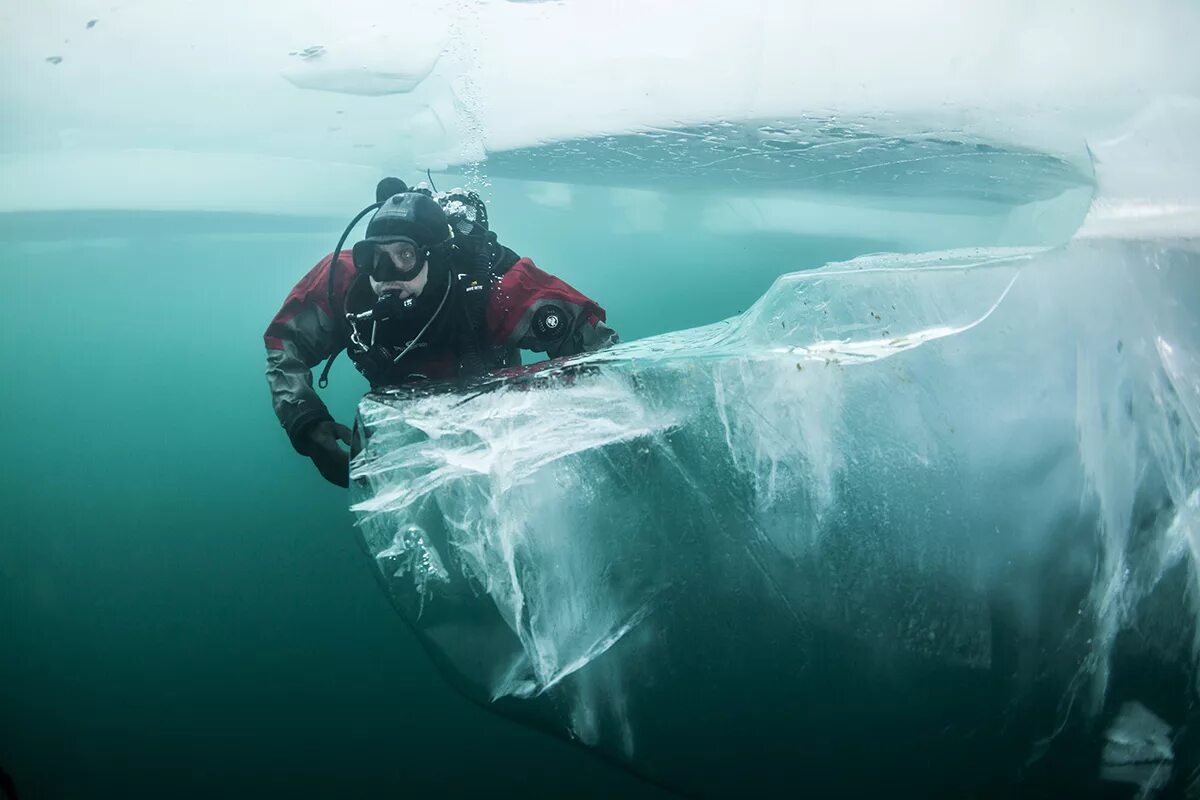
<box><xmin>454</xmin><ymin>268</ymin><xmax>496</xmax><ymax>377</ymax></box>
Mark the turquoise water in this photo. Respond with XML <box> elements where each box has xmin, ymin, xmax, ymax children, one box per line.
<box><xmin>0</xmin><ymin>152</ymin><xmax>1095</xmax><ymax>797</ymax></box>
<box><xmin>0</xmin><ymin>191</ymin><xmax>902</xmax><ymax>797</ymax></box>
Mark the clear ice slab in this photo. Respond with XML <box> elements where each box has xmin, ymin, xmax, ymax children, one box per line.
<box><xmin>350</xmin><ymin>238</ymin><xmax>1200</xmax><ymax>797</ymax></box>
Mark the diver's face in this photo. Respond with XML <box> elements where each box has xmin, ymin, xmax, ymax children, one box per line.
<box><xmin>370</xmin><ymin>242</ymin><xmax>429</xmax><ymax>298</ymax></box>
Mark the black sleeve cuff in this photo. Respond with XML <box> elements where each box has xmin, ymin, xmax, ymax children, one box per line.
<box><xmin>286</xmin><ymin>406</ymin><xmax>334</xmax><ymax>455</ymax></box>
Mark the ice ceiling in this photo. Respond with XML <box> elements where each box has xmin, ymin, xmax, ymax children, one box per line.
<box><xmin>2</xmin><ymin>0</ymin><xmax>1198</xmax><ymax>232</ymax></box>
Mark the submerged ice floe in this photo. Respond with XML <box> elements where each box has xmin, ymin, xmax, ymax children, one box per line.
<box><xmin>350</xmin><ymin>236</ymin><xmax>1200</xmax><ymax>796</ymax></box>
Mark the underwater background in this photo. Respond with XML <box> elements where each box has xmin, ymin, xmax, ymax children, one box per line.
<box><xmin>0</xmin><ymin>201</ymin><xmax>677</xmax><ymax>799</ymax></box>
<box><xmin>0</xmin><ymin>172</ymin><xmax>1089</xmax><ymax>798</ymax></box>
<box><xmin>0</xmin><ymin>165</ymin><xmax>1077</xmax><ymax>797</ymax></box>
<box><xmin>0</xmin><ymin>179</ymin><xmax>938</xmax><ymax>797</ymax></box>
<box><xmin>0</xmin><ymin>193</ymin><xmax>905</xmax><ymax>798</ymax></box>
<box><xmin>3</xmin><ymin>1</ymin><xmax>1199</xmax><ymax>797</ymax></box>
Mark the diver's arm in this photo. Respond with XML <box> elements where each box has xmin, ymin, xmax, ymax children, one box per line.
<box><xmin>532</xmin><ymin>297</ymin><xmax>619</xmax><ymax>359</ymax></box>
<box><xmin>558</xmin><ymin>311</ymin><xmax>619</xmax><ymax>357</ymax></box>
<box><xmin>486</xmin><ymin>258</ymin><xmax>619</xmax><ymax>359</ymax></box>
<box><xmin>264</xmin><ymin>252</ymin><xmax>354</xmax><ymax>453</ymax></box>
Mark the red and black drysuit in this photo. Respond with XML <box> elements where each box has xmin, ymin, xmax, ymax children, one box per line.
<box><xmin>264</xmin><ymin>248</ymin><xmax>618</xmax><ymax>453</ymax></box>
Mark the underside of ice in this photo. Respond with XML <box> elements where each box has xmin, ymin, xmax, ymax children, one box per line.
<box><xmin>351</xmin><ymin>237</ymin><xmax>1200</xmax><ymax>796</ymax></box>
<box><xmin>281</xmin><ymin>34</ymin><xmax>444</xmax><ymax>97</ymax></box>
<box><xmin>4</xmin><ymin>1</ymin><xmax>1198</xmax><ymax>223</ymax></box>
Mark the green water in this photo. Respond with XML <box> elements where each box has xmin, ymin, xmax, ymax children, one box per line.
<box><xmin>0</xmin><ymin>163</ymin><xmax>1092</xmax><ymax>797</ymax></box>
<box><xmin>0</xmin><ymin>189</ymin><xmax>898</xmax><ymax>798</ymax></box>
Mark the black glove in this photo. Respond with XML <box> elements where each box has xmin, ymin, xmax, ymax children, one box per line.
<box><xmin>302</xmin><ymin>420</ymin><xmax>352</xmax><ymax>488</ymax></box>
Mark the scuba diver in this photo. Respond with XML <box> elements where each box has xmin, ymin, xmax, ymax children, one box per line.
<box><xmin>264</xmin><ymin>177</ymin><xmax>619</xmax><ymax>488</ymax></box>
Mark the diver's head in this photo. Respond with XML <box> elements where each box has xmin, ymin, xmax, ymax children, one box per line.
<box><xmin>353</xmin><ymin>191</ymin><xmax>450</xmax><ymax>297</ymax></box>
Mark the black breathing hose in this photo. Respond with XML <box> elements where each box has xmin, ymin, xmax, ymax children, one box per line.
<box><xmin>326</xmin><ymin>201</ymin><xmax>383</xmax><ymax>312</ymax></box>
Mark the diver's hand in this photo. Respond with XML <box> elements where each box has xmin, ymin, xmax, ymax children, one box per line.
<box><xmin>304</xmin><ymin>420</ymin><xmax>352</xmax><ymax>488</ymax></box>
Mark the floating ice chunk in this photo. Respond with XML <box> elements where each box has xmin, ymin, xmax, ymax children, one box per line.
<box><xmin>1102</xmin><ymin>702</ymin><xmax>1173</xmax><ymax>796</ymax></box>
<box><xmin>351</xmin><ymin>238</ymin><xmax>1200</xmax><ymax>796</ymax></box>
<box><xmin>1103</xmin><ymin>702</ymin><xmax>1173</xmax><ymax>766</ymax></box>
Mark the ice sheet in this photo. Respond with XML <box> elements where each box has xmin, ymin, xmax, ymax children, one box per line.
<box><xmin>3</xmin><ymin>0</ymin><xmax>1197</xmax><ymax>220</ymax></box>
<box><xmin>351</xmin><ymin>237</ymin><xmax>1200</xmax><ymax>795</ymax></box>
